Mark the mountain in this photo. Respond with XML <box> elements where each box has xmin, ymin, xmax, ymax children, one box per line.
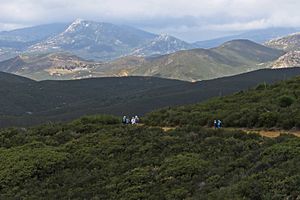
<box><xmin>28</xmin><ymin>19</ymin><xmax>157</xmax><ymax>60</ymax></box>
<box><xmin>0</xmin><ymin>23</ymin><xmax>69</xmax><ymax>61</ymax></box>
<box><xmin>265</xmin><ymin>32</ymin><xmax>300</xmax><ymax>51</ymax></box>
<box><xmin>0</xmin><ymin>40</ymin><xmax>285</xmax><ymax>81</ymax></box>
<box><xmin>271</xmin><ymin>51</ymin><xmax>300</xmax><ymax>68</ymax></box>
<box><xmin>1</xmin><ymin>67</ymin><xmax>300</xmax><ymax>127</ymax></box>
<box><xmin>132</xmin><ymin>34</ymin><xmax>195</xmax><ymax>56</ymax></box>
<box><xmin>0</xmin><ymin>53</ymin><xmax>104</xmax><ymax>80</ymax></box>
<box><xmin>0</xmin><ymin>23</ymin><xmax>68</xmax><ymax>44</ymax></box>
<box><xmin>195</xmin><ymin>27</ymin><xmax>299</xmax><ymax>48</ymax></box>
<box><xmin>119</xmin><ymin>40</ymin><xmax>284</xmax><ymax>81</ymax></box>
<box><xmin>0</xmin><ymin>20</ymin><xmax>196</xmax><ymax>61</ymax></box>
<box><xmin>27</xmin><ymin>20</ymin><xmax>196</xmax><ymax>60</ymax></box>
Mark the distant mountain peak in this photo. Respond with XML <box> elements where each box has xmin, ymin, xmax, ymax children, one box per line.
<box><xmin>265</xmin><ymin>32</ymin><xmax>300</xmax><ymax>51</ymax></box>
<box><xmin>63</xmin><ymin>19</ymin><xmax>96</xmax><ymax>34</ymax></box>
<box><xmin>157</xmin><ymin>33</ymin><xmax>171</xmax><ymax>40</ymax></box>
<box><xmin>132</xmin><ymin>34</ymin><xmax>194</xmax><ymax>56</ymax></box>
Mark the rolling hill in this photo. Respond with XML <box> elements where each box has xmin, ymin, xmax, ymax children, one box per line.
<box><xmin>0</xmin><ymin>53</ymin><xmax>104</xmax><ymax>80</ymax></box>
<box><xmin>0</xmin><ymin>40</ymin><xmax>285</xmax><ymax>81</ymax></box>
<box><xmin>145</xmin><ymin>70</ymin><xmax>300</xmax><ymax>130</ymax></box>
<box><xmin>126</xmin><ymin>40</ymin><xmax>284</xmax><ymax>81</ymax></box>
<box><xmin>195</xmin><ymin>27</ymin><xmax>299</xmax><ymax>48</ymax></box>
<box><xmin>1</xmin><ymin>67</ymin><xmax>300</xmax><ymax>128</ymax></box>
<box><xmin>1</xmin><ymin>114</ymin><xmax>300</xmax><ymax>199</ymax></box>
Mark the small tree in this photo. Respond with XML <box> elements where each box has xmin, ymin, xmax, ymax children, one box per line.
<box><xmin>278</xmin><ymin>95</ymin><xmax>294</xmax><ymax>108</ymax></box>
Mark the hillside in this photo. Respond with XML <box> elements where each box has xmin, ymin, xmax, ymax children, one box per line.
<box><xmin>131</xmin><ymin>34</ymin><xmax>196</xmax><ymax>56</ymax></box>
<box><xmin>0</xmin><ymin>113</ymin><xmax>300</xmax><ymax>199</ymax></box>
<box><xmin>265</xmin><ymin>32</ymin><xmax>300</xmax><ymax>51</ymax></box>
<box><xmin>272</xmin><ymin>51</ymin><xmax>300</xmax><ymax>68</ymax></box>
<box><xmin>194</xmin><ymin>27</ymin><xmax>299</xmax><ymax>48</ymax></box>
<box><xmin>0</xmin><ymin>23</ymin><xmax>69</xmax><ymax>61</ymax></box>
<box><xmin>0</xmin><ymin>53</ymin><xmax>103</xmax><ymax>80</ymax></box>
<box><xmin>125</xmin><ymin>40</ymin><xmax>284</xmax><ymax>81</ymax></box>
<box><xmin>0</xmin><ymin>40</ymin><xmax>285</xmax><ymax>81</ymax></box>
<box><xmin>1</xmin><ymin>68</ymin><xmax>300</xmax><ymax>127</ymax></box>
<box><xmin>145</xmin><ymin>73</ymin><xmax>300</xmax><ymax>130</ymax></box>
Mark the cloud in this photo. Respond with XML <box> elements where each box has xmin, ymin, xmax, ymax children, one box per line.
<box><xmin>0</xmin><ymin>0</ymin><xmax>300</xmax><ymax>41</ymax></box>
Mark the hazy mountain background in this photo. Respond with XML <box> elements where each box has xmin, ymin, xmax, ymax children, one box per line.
<box><xmin>0</xmin><ymin>19</ymin><xmax>197</xmax><ymax>62</ymax></box>
<box><xmin>0</xmin><ymin>20</ymin><xmax>299</xmax><ymax>62</ymax></box>
<box><xmin>194</xmin><ymin>27</ymin><xmax>300</xmax><ymax>48</ymax></box>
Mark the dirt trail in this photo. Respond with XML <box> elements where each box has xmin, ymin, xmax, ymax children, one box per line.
<box><xmin>137</xmin><ymin>124</ymin><xmax>300</xmax><ymax>138</ymax></box>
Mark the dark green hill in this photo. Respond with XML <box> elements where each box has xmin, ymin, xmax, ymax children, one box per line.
<box><xmin>145</xmin><ymin>71</ymin><xmax>300</xmax><ymax>129</ymax></box>
<box><xmin>0</xmin><ymin>115</ymin><xmax>299</xmax><ymax>199</ymax></box>
<box><xmin>1</xmin><ymin>68</ymin><xmax>300</xmax><ymax>128</ymax></box>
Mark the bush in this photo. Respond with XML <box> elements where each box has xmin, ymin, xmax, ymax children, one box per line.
<box><xmin>258</xmin><ymin>112</ymin><xmax>278</xmax><ymax>128</ymax></box>
<box><xmin>278</xmin><ymin>95</ymin><xmax>294</xmax><ymax>108</ymax></box>
<box><xmin>71</xmin><ymin>115</ymin><xmax>120</xmax><ymax>126</ymax></box>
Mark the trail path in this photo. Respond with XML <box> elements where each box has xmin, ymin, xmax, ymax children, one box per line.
<box><xmin>138</xmin><ymin>124</ymin><xmax>300</xmax><ymax>138</ymax></box>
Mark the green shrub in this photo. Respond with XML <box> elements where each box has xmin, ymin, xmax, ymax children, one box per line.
<box><xmin>258</xmin><ymin>112</ymin><xmax>278</xmax><ymax>128</ymax></box>
<box><xmin>278</xmin><ymin>95</ymin><xmax>294</xmax><ymax>108</ymax></box>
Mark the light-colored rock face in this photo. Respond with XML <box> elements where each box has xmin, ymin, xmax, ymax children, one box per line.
<box><xmin>265</xmin><ymin>33</ymin><xmax>300</xmax><ymax>51</ymax></box>
<box><xmin>272</xmin><ymin>51</ymin><xmax>300</xmax><ymax>68</ymax></box>
<box><xmin>131</xmin><ymin>34</ymin><xmax>195</xmax><ymax>56</ymax></box>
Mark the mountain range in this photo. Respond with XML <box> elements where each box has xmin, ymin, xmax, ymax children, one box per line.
<box><xmin>1</xmin><ymin>20</ymin><xmax>299</xmax><ymax>62</ymax></box>
<box><xmin>1</xmin><ymin>20</ymin><xmax>300</xmax><ymax>82</ymax></box>
<box><xmin>0</xmin><ymin>40</ymin><xmax>285</xmax><ymax>81</ymax></box>
<box><xmin>0</xmin><ymin>19</ymin><xmax>196</xmax><ymax>61</ymax></box>
<box><xmin>1</xmin><ymin>67</ymin><xmax>300</xmax><ymax>127</ymax></box>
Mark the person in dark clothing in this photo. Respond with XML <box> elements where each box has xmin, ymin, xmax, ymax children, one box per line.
<box><xmin>217</xmin><ymin>120</ymin><xmax>222</xmax><ymax>128</ymax></box>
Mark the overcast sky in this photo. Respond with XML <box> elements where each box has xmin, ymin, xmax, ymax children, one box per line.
<box><xmin>0</xmin><ymin>0</ymin><xmax>299</xmax><ymax>41</ymax></box>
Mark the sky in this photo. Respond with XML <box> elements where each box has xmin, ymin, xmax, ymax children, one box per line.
<box><xmin>0</xmin><ymin>0</ymin><xmax>300</xmax><ymax>42</ymax></box>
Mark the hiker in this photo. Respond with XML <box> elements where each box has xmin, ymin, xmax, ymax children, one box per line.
<box><xmin>214</xmin><ymin>120</ymin><xmax>217</xmax><ymax>129</ymax></box>
<box><xmin>126</xmin><ymin>117</ymin><xmax>130</xmax><ymax>124</ymax></box>
<box><xmin>122</xmin><ymin>116</ymin><xmax>127</xmax><ymax>124</ymax></box>
<box><xmin>135</xmin><ymin>115</ymin><xmax>140</xmax><ymax>124</ymax></box>
<box><xmin>131</xmin><ymin>117</ymin><xmax>136</xmax><ymax>124</ymax></box>
<box><xmin>217</xmin><ymin>120</ymin><xmax>222</xmax><ymax>128</ymax></box>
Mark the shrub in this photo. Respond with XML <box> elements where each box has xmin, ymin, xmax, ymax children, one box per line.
<box><xmin>278</xmin><ymin>95</ymin><xmax>294</xmax><ymax>108</ymax></box>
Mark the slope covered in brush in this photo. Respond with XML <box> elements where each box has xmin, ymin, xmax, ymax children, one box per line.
<box><xmin>0</xmin><ymin>115</ymin><xmax>299</xmax><ymax>199</ymax></box>
<box><xmin>145</xmin><ymin>76</ymin><xmax>300</xmax><ymax>129</ymax></box>
<box><xmin>1</xmin><ymin>68</ymin><xmax>300</xmax><ymax>128</ymax></box>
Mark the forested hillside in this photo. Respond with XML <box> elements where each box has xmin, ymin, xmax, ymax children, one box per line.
<box><xmin>0</xmin><ymin>115</ymin><xmax>299</xmax><ymax>199</ymax></box>
<box><xmin>1</xmin><ymin>68</ymin><xmax>300</xmax><ymax>128</ymax></box>
<box><xmin>145</xmin><ymin>76</ymin><xmax>300</xmax><ymax>130</ymax></box>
